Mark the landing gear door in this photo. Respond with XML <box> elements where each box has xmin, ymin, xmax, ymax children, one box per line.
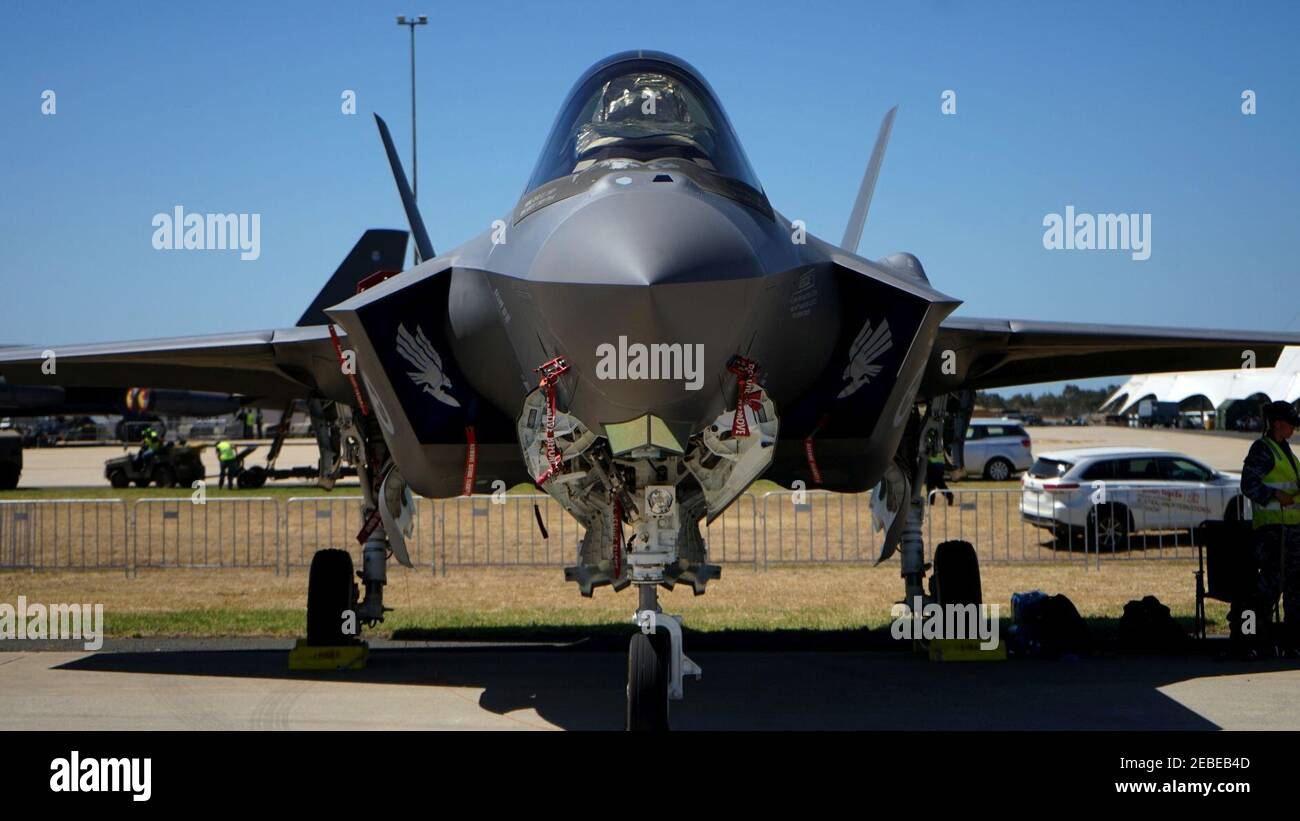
<box><xmin>870</xmin><ymin>458</ymin><xmax>910</xmax><ymax>564</ymax></box>
<box><xmin>378</xmin><ymin>465</ymin><xmax>416</xmax><ymax>568</ymax></box>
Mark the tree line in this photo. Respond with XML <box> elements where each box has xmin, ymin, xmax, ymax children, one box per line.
<box><xmin>976</xmin><ymin>384</ymin><xmax>1122</xmax><ymax>418</ymax></box>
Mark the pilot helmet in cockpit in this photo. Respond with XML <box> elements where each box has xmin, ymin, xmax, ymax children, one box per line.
<box><xmin>525</xmin><ymin>53</ymin><xmax>763</xmax><ymax>197</ymax></box>
<box><xmin>574</xmin><ymin>71</ymin><xmax>712</xmax><ymax>165</ymax></box>
<box><xmin>596</xmin><ymin>73</ymin><xmax>690</xmax><ymax>125</ymax></box>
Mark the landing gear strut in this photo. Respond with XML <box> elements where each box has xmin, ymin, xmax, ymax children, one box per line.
<box><xmin>888</xmin><ymin>392</ymin><xmax>983</xmax><ymax>617</ymax></box>
<box><xmin>301</xmin><ymin>402</ymin><xmax>394</xmax><ymax>643</ymax></box>
<box><xmin>627</xmin><ymin>584</ymin><xmax>701</xmax><ymax>731</ymax></box>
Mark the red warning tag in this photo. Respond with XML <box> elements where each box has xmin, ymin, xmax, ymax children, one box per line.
<box><xmin>356</xmin><ymin>507</ymin><xmax>382</xmax><ymax>545</ymax></box>
<box><xmin>328</xmin><ymin>324</ymin><xmax>369</xmax><ymax>416</ymax></box>
<box><xmin>727</xmin><ymin>356</ymin><xmax>762</xmax><ymax>437</ymax></box>
<box><xmin>534</xmin><ymin>356</ymin><xmax>570</xmax><ymax>484</ymax></box>
<box><xmin>462</xmin><ymin>426</ymin><xmax>478</xmax><ymax>496</ymax></box>
<box><xmin>612</xmin><ymin>494</ymin><xmax>623</xmax><ymax>580</ymax></box>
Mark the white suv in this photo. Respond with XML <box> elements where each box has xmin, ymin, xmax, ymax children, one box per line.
<box><xmin>1019</xmin><ymin>447</ymin><xmax>1247</xmax><ymax>550</ymax></box>
<box><xmin>963</xmin><ymin>418</ymin><xmax>1033</xmax><ymax>480</ymax></box>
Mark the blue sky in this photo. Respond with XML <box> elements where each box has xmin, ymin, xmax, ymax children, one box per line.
<box><xmin>2</xmin><ymin>1</ymin><xmax>1297</xmax><ymax>396</ymax></box>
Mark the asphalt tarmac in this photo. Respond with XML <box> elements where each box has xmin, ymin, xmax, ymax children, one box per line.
<box><xmin>15</xmin><ymin>440</ymin><xmax>352</xmax><ymax>489</ymax></box>
<box><xmin>1</xmin><ymin>639</ymin><xmax>1297</xmax><ymax>730</ymax></box>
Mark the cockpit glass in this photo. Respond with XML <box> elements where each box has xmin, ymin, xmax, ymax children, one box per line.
<box><xmin>526</xmin><ymin>56</ymin><xmax>761</xmax><ymax>195</ymax></box>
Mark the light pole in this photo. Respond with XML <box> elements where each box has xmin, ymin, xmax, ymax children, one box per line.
<box><xmin>396</xmin><ymin>14</ymin><xmax>428</xmax><ymax>265</ymax></box>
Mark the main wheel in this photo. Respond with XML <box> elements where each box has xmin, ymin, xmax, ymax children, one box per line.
<box><xmin>152</xmin><ymin>464</ymin><xmax>177</xmax><ymax>488</ymax></box>
<box><xmin>306</xmin><ymin>548</ymin><xmax>357</xmax><ymax>646</ymax></box>
<box><xmin>984</xmin><ymin>457</ymin><xmax>1013</xmax><ymax>481</ymax></box>
<box><xmin>108</xmin><ymin>469</ymin><xmax>129</xmax><ymax>489</ymax></box>
<box><xmin>626</xmin><ymin>631</ymin><xmax>670</xmax><ymax>731</ymax></box>
<box><xmin>931</xmin><ymin>540</ymin><xmax>982</xmax><ymax>606</ymax></box>
<box><xmin>237</xmin><ymin>466</ymin><xmax>267</xmax><ymax>489</ymax></box>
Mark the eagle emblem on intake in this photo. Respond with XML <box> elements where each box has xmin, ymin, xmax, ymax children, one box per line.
<box><xmin>837</xmin><ymin>319</ymin><xmax>893</xmax><ymax>399</ymax></box>
<box><xmin>395</xmin><ymin>323</ymin><xmax>460</xmax><ymax>408</ymax></box>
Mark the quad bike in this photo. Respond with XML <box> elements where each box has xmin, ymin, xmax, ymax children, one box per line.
<box><xmin>104</xmin><ymin>441</ymin><xmax>206</xmax><ymax>488</ymax></box>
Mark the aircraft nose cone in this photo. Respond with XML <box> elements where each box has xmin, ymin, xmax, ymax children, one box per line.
<box><xmin>525</xmin><ymin>183</ymin><xmax>770</xmax><ymax>431</ymax></box>
<box><xmin>529</xmin><ymin>181</ymin><xmax>764</xmax><ymax>286</ymax></box>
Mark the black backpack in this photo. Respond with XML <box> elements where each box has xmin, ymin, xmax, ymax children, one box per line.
<box><xmin>1013</xmin><ymin>593</ymin><xmax>1092</xmax><ymax>659</ymax></box>
<box><xmin>1119</xmin><ymin>595</ymin><xmax>1190</xmax><ymax>653</ymax></box>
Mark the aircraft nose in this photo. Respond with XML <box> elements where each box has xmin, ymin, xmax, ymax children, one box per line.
<box><xmin>529</xmin><ymin>177</ymin><xmax>767</xmax><ymax>286</ymax></box>
<box><xmin>524</xmin><ymin>182</ymin><xmax>773</xmax><ymax>432</ymax></box>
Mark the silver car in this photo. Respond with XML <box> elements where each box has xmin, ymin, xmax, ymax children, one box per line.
<box><xmin>963</xmin><ymin>418</ymin><xmax>1033</xmax><ymax>480</ymax></box>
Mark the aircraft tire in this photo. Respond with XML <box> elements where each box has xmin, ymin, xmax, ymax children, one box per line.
<box><xmin>932</xmin><ymin>540</ymin><xmax>982</xmax><ymax>606</ymax></box>
<box><xmin>237</xmin><ymin>466</ymin><xmax>268</xmax><ymax>490</ymax></box>
<box><xmin>626</xmin><ymin>631</ymin><xmax>669</xmax><ymax>731</ymax></box>
<box><xmin>306</xmin><ymin>549</ymin><xmax>356</xmax><ymax>646</ymax></box>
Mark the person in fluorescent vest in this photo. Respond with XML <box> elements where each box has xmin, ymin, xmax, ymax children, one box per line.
<box><xmin>216</xmin><ymin>440</ymin><xmax>239</xmax><ymax>489</ymax></box>
<box><xmin>924</xmin><ymin>429</ymin><xmax>953</xmax><ymax>506</ymax></box>
<box><xmin>1239</xmin><ymin>400</ymin><xmax>1300</xmax><ymax>658</ymax></box>
<box><xmin>140</xmin><ymin>427</ymin><xmax>161</xmax><ymax>453</ymax></box>
<box><xmin>135</xmin><ymin>426</ymin><xmax>163</xmax><ymax>472</ymax></box>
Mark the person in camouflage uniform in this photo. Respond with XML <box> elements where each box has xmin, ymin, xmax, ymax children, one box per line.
<box><xmin>1239</xmin><ymin>400</ymin><xmax>1300</xmax><ymax>658</ymax></box>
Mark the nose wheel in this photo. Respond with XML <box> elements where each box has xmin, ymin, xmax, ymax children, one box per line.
<box><xmin>626</xmin><ymin>585</ymin><xmax>701</xmax><ymax>731</ymax></box>
<box><xmin>627</xmin><ymin>630</ymin><xmax>670</xmax><ymax>731</ymax></box>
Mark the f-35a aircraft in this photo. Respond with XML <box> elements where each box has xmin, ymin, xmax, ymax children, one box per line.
<box><xmin>4</xmin><ymin>51</ymin><xmax>1297</xmax><ymax>729</ymax></box>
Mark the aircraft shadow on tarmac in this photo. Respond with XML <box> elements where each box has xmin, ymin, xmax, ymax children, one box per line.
<box><xmin>52</xmin><ymin>625</ymin><xmax>1294</xmax><ymax>730</ymax></box>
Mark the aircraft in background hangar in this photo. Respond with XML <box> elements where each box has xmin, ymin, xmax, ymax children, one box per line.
<box><xmin>1103</xmin><ymin>347</ymin><xmax>1300</xmax><ymax>430</ymax></box>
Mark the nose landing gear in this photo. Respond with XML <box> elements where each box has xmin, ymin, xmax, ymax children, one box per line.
<box><xmin>627</xmin><ymin>584</ymin><xmax>701</xmax><ymax>731</ymax></box>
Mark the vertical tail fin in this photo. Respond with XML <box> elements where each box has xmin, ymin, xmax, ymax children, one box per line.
<box><xmin>375</xmin><ymin>114</ymin><xmax>435</xmax><ymax>264</ymax></box>
<box><xmin>840</xmin><ymin>106</ymin><xmax>898</xmax><ymax>255</ymax></box>
<box><xmin>296</xmin><ymin>229</ymin><xmax>409</xmax><ymax>326</ymax></box>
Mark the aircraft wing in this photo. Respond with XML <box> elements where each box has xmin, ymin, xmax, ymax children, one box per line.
<box><xmin>928</xmin><ymin>316</ymin><xmax>1300</xmax><ymax>393</ymax></box>
<box><xmin>0</xmin><ymin>326</ymin><xmax>353</xmax><ymax>404</ymax></box>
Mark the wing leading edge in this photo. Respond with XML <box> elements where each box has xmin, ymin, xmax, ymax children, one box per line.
<box><xmin>927</xmin><ymin>316</ymin><xmax>1300</xmax><ymax>394</ymax></box>
<box><xmin>0</xmin><ymin>326</ymin><xmax>352</xmax><ymax>405</ymax></box>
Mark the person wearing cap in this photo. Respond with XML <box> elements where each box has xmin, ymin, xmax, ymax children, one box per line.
<box><xmin>135</xmin><ymin>426</ymin><xmax>162</xmax><ymax>472</ymax></box>
<box><xmin>1238</xmin><ymin>399</ymin><xmax>1300</xmax><ymax>658</ymax></box>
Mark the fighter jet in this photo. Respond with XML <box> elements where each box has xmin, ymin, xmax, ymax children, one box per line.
<box><xmin>3</xmin><ymin>51</ymin><xmax>1296</xmax><ymax>729</ymax></box>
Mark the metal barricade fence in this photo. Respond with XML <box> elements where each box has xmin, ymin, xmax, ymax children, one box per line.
<box><xmin>283</xmin><ymin>495</ymin><xmax>366</xmax><ymax>572</ymax></box>
<box><xmin>433</xmin><ymin>493</ymin><xmax>765</xmax><ymax>573</ymax></box>
<box><xmin>928</xmin><ymin>487</ymin><xmax>1090</xmax><ymax>564</ymax></box>
<box><xmin>704</xmin><ymin>492</ymin><xmax>760</xmax><ymax>567</ymax></box>
<box><xmin>282</xmin><ymin>495</ymin><xmax>430</xmax><ymax>574</ymax></box>
<box><xmin>435</xmin><ymin>494</ymin><xmax>577</xmax><ymax>572</ymax></box>
<box><xmin>0</xmin><ymin>499</ymin><xmax>130</xmax><ymax>575</ymax></box>
<box><xmin>927</xmin><ymin>484</ymin><xmax>1249</xmax><ymax>564</ymax></box>
<box><xmin>132</xmin><ymin>497</ymin><xmax>280</xmax><ymax>571</ymax></box>
<box><xmin>759</xmin><ymin>491</ymin><xmax>880</xmax><ymax>567</ymax></box>
<box><xmin>2</xmin><ymin>486</ymin><xmax>1250</xmax><ymax>574</ymax></box>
